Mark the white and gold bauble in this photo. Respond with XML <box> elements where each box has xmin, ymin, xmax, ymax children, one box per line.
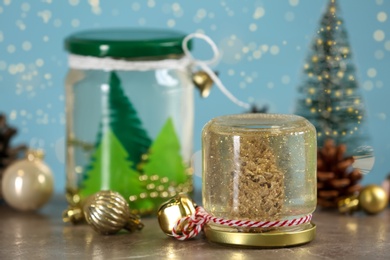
<box><xmin>1</xmin><ymin>150</ymin><xmax>53</xmax><ymax>211</ymax></box>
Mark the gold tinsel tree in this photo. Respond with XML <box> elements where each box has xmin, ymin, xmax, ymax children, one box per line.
<box><xmin>230</xmin><ymin>137</ymin><xmax>284</xmax><ymax>220</ymax></box>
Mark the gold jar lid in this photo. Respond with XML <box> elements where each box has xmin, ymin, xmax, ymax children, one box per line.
<box><xmin>204</xmin><ymin>222</ymin><xmax>316</xmax><ymax>248</ymax></box>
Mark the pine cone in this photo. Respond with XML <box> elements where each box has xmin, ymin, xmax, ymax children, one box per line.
<box><xmin>317</xmin><ymin>139</ymin><xmax>363</xmax><ymax>208</ymax></box>
<box><xmin>0</xmin><ymin>113</ymin><xmax>27</xmax><ymax>198</ymax></box>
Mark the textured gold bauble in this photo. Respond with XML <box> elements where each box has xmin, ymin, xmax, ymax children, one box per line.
<box><xmin>204</xmin><ymin>223</ymin><xmax>316</xmax><ymax>248</ymax></box>
<box><xmin>83</xmin><ymin>190</ymin><xmax>144</xmax><ymax>235</ymax></box>
<box><xmin>359</xmin><ymin>185</ymin><xmax>388</xmax><ymax>214</ymax></box>
<box><xmin>157</xmin><ymin>193</ymin><xmax>197</xmax><ymax>236</ymax></box>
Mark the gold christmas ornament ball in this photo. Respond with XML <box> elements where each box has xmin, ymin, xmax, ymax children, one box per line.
<box><xmin>83</xmin><ymin>190</ymin><xmax>144</xmax><ymax>235</ymax></box>
<box><xmin>1</xmin><ymin>150</ymin><xmax>53</xmax><ymax>211</ymax></box>
<box><xmin>359</xmin><ymin>185</ymin><xmax>388</xmax><ymax>214</ymax></box>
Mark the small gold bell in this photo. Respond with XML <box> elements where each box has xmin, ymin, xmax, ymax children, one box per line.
<box><xmin>157</xmin><ymin>194</ymin><xmax>197</xmax><ymax>236</ymax></box>
<box><xmin>338</xmin><ymin>185</ymin><xmax>388</xmax><ymax>215</ymax></box>
<box><xmin>338</xmin><ymin>195</ymin><xmax>359</xmax><ymax>214</ymax></box>
<box><xmin>62</xmin><ymin>206</ymin><xmax>84</xmax><ymax>224</ymax></box>
<box><xmin>63</xmin><ymin>187</ymin><xmax>85</xmax><ymax>224</ymax></box>
<box><xmin>192</xmin><ymin>71</ymin><xmax>215</xmax><ymax>98</ymax></box>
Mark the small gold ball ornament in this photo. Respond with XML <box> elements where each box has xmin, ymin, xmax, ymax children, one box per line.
<box><xmin>157</xmin><ymin>193</ymin><xmax>197</xmax><ymax>236</ymax></box>
<box><xmin>83</xmin><ymin>190</ymin><xmax>144</xmax><ymax>235</ymax></box>
<box><xmin>359</xmin><ymin>185</ymin><xmax>388</xmax><ymax>214</ymax></box>
<box><xmin>338</xmin><ymin>184</ymin><xmax>388</xmax><ymax>215</ymax></box>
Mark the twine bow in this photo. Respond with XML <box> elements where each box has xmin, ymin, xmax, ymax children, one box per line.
<box><xmin>182</xmin><ymin>33</ymin><xmax>251</xmax><ymax>110</ymax></box>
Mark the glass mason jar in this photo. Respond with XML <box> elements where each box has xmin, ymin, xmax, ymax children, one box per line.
<box><xmin>64</xmin><ymin>29</ymin><xmax>194</xmax><ymax>215</ymax></box>
<box><xmin>202</xmin><ymin>114</ymin><xmax>317</xmax><ymax>247</ymax></box>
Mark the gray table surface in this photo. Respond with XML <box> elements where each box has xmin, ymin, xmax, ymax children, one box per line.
<box><xmin>0</xmin><ymin>196</ymin><xmax>389</xmax><ymax>260</ymax></box>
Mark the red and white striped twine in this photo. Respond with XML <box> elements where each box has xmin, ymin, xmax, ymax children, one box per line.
<box><xmin>172</xmin><ymin>206</ymin><xmax>312</xmax><ymax>240</ymax></box>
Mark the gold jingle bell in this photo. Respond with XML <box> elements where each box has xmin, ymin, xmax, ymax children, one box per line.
<box><xmin>62</xmin><ymin>188</ymin><xmax>84</xmax><ymax>224</ymax></box>
<box><xmin>157</xmin><ymin>193</ymin><xmax>197</xmax><ymax>236</ymax></box>
<box><xmin>192</xmin><ymin>71</ymin><xmax>215</xmax><ymax>98</ymax></box>
<box><xmin>62</xmin><ymin>206</ymin><xmax>84</xmax><ymax>224</ymax></box>
<box><xmin>338</xmin><ymin>185</ymin><xmax>388</xmax><ymax>214</ymax></box>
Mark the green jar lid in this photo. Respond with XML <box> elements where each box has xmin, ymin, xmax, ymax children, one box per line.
<box><xmin>64</xmin><ymin>28</ymin><xmax>191</xmax><ymax>58</ymax></box>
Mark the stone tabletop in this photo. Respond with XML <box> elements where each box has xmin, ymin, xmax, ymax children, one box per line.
<box><xmin>0</xmin><ymin>196</ymin><xmax>389</xmax><ymax>260</ymax></box>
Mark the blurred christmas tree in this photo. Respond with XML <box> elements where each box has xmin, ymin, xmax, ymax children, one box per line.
<box><xmin>108</xmin><ymin>71</ymin><xmax>152</xmax><ymax>167</ymax></box>
<box><xmin>81</xmin><ymin>129</ymin><xmax>139</xmax><ymax>197</ymax></box>
<box><xmin>80</xmin><ymin>128</ymin><xmax>154</xmax><ymax>212</ymax></box>
<box><xmin>79</xmin><ymin>71</ymin><xmax>154</xmax><ymax>212</ymax></box>
<box><xmin>294</xmin><ymin>0</ymin><xmax>369</xmax><ymax>153</ymax></box>
<box><xmin>138</xmin><ymin>117</ymin><xmax>189</xmax><ymax>208</ymax></box>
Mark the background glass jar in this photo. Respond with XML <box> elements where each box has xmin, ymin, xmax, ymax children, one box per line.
<box><xmin>202</xmin><ymin>114</ymin><xmax>317</xmax><ymax>243</ymax></box>
<box><xmin>64</xmin><ymin>29</ymin><xmax>194</xmax><ymax>215</ymax></box>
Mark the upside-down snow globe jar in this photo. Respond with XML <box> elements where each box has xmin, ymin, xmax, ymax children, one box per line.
<box><xmin>202</xmin><ymin>114</ymin><xmax>317</xmax><ymax>247</ymax></box>
<box><xmin>64</xmin><ymin>29</ymin><xmax>195</xmax><ymax>215</ymax></box>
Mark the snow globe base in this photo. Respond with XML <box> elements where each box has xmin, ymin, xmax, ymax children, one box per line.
<box><xmin>203</xmin><ymin>222</ymin><xmax>316</xmax><ymax>248</ymax></box>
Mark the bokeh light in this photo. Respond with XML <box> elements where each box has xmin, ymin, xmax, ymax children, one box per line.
<box><xmin>373</xmin><ymin>30</ymin><xmax>385</xmax><ymax>42</ymax></box>
<box><xmin>377</xmin><ymin>11</ymin><xmax>387</xmax><ymax>22</ymax></box>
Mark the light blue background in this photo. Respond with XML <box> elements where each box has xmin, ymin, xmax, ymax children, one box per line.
<box><xmin>0</xmin><ymin>0</ymin><xmax>389</xmax><ymax>194</ymax></box>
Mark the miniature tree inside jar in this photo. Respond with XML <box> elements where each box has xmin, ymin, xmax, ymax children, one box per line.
<box><xmin>202</xmin><ymin>114</ymin><xmax>317</xmax><ymax>233</ymax></box>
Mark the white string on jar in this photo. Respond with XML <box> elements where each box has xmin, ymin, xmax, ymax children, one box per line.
<box><xmin>68</xmin><ymin>33</ymin><xmax>250</xmax><ymax>109</ymax></box>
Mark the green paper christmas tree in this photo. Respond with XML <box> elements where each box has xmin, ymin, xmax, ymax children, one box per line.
<box><xmin>108</xmin><ymin>71</ymin><xmax>152</xmax><ymax>167</ymax></box>
<box><xmin>140</xmin><ymin>117</ymin><xmax>188</xmax><ymax>205</ymax></box>
<box><xmin>80</xmin><ymin>129</ymin><xmax>140</xmax><ymax>197</ymax></box>
<box><xmin>80</xmin><ymin>72</ymin><xmax>190</xmax><ymax>213</ymax></box>
<box><xmin>80</xmin><ymin>128</ymin><xmax>154</xmax><ymax>211</ymax></box>
<box><xmin>294</xmin><ymin>0</ymin><xmax>369</xmax><ymax>153</ymax></box>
